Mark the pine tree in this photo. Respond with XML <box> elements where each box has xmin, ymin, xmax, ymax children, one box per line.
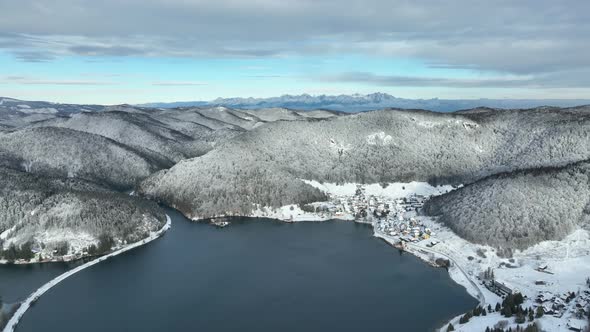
<box><xmin>535</xmin><ymin>306</ymin><xmax>544</xmax><ymax>318</ymax></box>
<box><xmin>459</xmin><ymin>313</ymin><xmax>471</xmax><ymax>324</ymax></box>
<box><xmin>446</xmin><ymin>323</ymin><xmax>455</xmax><ymax>331</ymax></box>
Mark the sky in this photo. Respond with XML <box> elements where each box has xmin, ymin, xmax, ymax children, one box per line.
<box><xmin>0</xmin><ymin>0</ymin><xmax>589</xmax><ymax>104</ymax></box>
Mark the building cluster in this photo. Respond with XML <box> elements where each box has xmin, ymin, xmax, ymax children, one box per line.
<box><xmin>322</xmin><ymin>185</ymin><xmax>434</xmax><ymax>244</ymax></box>
<box><xmin>374</xmin><ymin>216</ymin><xmax>434</xmax><ymax>244</ymax></box>
<box><xmin>535</xmin><ymin>288</ymin><xmax>589</xmax><ymax>320</ymax></box>
<box><xmin>480</xmin><ymin>267</ymin><xmax>590</xmax><ymax>324</ymax></box>
<box><xmin>18</xmin><ymin>249</ymin><xmax>81</xmax><ymax>264</ymax></box>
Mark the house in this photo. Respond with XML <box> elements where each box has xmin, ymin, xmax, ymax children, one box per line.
<box><xmin>553</xmin><ymin>298</ymin><xmax>566</xmax><ymax>310</ymax></box>
<box><xmin>426</xmin><ymin>240</ymin><xmax>439</xmax><ymax>247</ymax></box>
<box><xmin>575</xmin><ymin>299</ymin><xmax>587</xmax><ymax>309</ymax></box>
<box><xmin>486</xmin><ymin>280</ymin><xmax>513</xmax><ymax>296</ymax></box>
<box><xmin>536</xmin><ymin>292</ymin><xmax>553</xmax><ymax>303</ymax></box>
<box><xmin>542</xmin><ymin>304</ymin><xmax>555</xmax><ymax>315</ymax></box>
<box><xmin>31</xmin><ymin>244</ymin><xmax>42</xmax><ymax>254</ymax></box>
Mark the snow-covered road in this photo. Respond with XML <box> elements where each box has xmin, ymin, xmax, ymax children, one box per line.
<box><xmin>374</xmin><ymin>230</ymin><xmax>486</xmax><ymax>305</ymax></box>
<box><xmin>406</xmin><ymin>242</ymin><xmax>486</xmax><ymax>305</ymax></box>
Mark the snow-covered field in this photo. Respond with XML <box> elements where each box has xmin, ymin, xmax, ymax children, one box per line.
<box><xmin>250</xmin><ymin>203</ymin><xmax>354</xmax><ymax>222</ymax></box>
<box><xmin>301</xmin><ymin>179</ymin><xmax>456</xmax><ymax>198</ymax></box>
<box><xmin>404</xmin><ymin>216</ymin><xmax>590</xmax><ymax>331</ymax></box>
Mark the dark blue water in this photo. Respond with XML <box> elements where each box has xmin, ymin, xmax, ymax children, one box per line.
<box><xmin>4</xmin><ymin>208</ymin><xmax>476</xmax><ymax>332</ymax></box>
<box><xmin>0</xmin><ymin>261</ymin><xmax>73</xmax><ymax>303</ymax></box>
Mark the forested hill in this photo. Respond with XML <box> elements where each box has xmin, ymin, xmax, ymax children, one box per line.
<box><xmin>28</xmin><ymin>111</ymin><xmax>216</xmax><ymax>164</ymax></box>
<box><xmin>0</xmin><ymin>167</ymin><xmax>165</xmax><ymax>261</ymax></box>
<box><xmin>0</xmin><ymin>100</ymin><xmax>345</xmax><ymax>259</ymax></box>
<box><xmin>0</xmin><ymin>101</ymin><xmax>338</xmax><ymax>190</ymax></box>
<box><xmin>0</xmin><ymin>127</ymin><xmax>164</xmax><ymax>190</ymax></box>
<box><xmin>138</xmin><ymin>106</ymin><xmax>590</xmax><ymax>232</ymax></box>
<box><xmin>423</xmin><ymin>159</ymin><xmax>590</xmax><ymax>250</ymax></box>
<box><xmin>2</xmin><ymin>99</ymin><xmax>590</xmax><ymax>251</ymax></box>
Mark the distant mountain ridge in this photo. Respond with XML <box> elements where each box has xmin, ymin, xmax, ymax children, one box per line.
<box><xmin>138</xmin><ymin>93</ymin><xmax>590</xmax><ymax>112</ymax></box>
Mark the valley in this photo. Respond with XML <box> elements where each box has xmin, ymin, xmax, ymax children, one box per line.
<box><xmin>1</xmin><ymin>97</ymin><xmax>590</xmax><ymax>331</ymax></box>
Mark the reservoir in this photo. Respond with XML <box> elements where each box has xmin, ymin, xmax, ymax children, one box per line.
<box><xmin>3</xmin><ymin>207</ymin><xmax>476</xmax><ymax>332</ymax></box>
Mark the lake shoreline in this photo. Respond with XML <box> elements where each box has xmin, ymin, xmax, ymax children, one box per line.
<box><xmin>7</xmin><ymin>208</ymin><xmax>478</xmax><ymax>332</ymax></box>
<box><xmin>1</xmin><ymin>215</ymin><xmax>171</xmax><ymax>332</ymax></box>
<box><xmin>2</xmin><ymin>205</ymin><xmax>477</xmax><ymax>332</ymax></box>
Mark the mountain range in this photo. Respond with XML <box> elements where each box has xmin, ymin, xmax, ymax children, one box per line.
<box><xmin>0</xmin><ymin>97</ymin><xmax>343</xmax><ymax>260</ymax></box>
<box><xmin>138</xmin><ymin>93</ymin><xmax>590</xmax><ymax>113</ymax></box>
<box><xmin>1</xmin><ymin>95</ymin><xmax>590</xmax><ymax>260</ymax></box>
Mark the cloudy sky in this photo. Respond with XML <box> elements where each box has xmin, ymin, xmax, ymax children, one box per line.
<box><xmin>1</xmin><ymin>0</ymin><xmax>589</xmax><ymax>104</ymax></box>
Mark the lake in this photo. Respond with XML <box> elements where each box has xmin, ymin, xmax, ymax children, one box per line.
<box><xmin>2</xmin><ymin>207</ymin><xmax>476</xmax><ymax>332</ymax></box>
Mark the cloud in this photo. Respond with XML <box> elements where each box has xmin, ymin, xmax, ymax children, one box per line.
<box><xmin>1</xmin><ymin>76</ymin><xmax>117</xmax><ymax>86</ymax></box>
<box><xmin>246</xmin><ymin>75</ymin><xmax>283</xmax><ymax>78</ymax></box>
<box><xmin>68</xmin><ymin>45</ymin><xmax>147</xmax><ymax>57</ymax></box>
<box><xmin>322</xmin><ymin>70</ymin><xmax>590</xmax><ymax>89</ymax></box>
<box><xmin>12</xmin><ymin>50</ymin><xmax>55</xmax><ymax>62</ymax></box>
<box><xmin>5</xmin><ymin>75</ymin><xmax>27</xmax><ymax>80</ymax></box>
<box><xmin>0</xmin><ymin>0</ymin><xmax>589</xmax><ymax>84</ymax></box>
<box><xmin>150</xmin><ymin>81</ymin><xmax>208</xmax><ymax>86</ymax></box>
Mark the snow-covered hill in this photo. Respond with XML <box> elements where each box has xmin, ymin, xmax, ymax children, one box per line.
<box><xmin>0</xmin><ymin>168</ymin><xmax>165</xmax><ymax>262</ymax></box>
<box><xmin>0</xmin><ymin>127</ymin><xmax>164</xmax><ymax>190</ymax></box>
<box><xmin>424</xmin><ymin>159</ymin><xmax>590</xmax><ymax>250</ymax></box>
<box><xmin>138</xmin><ymin>106</ymin><xmax>590</xmax><ymax>250</ymax></box>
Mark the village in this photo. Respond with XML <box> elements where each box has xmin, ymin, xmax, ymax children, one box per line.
<box><xmin>304</xmin><ymin>183</ymin><xmax>438</xmax><ymax>247</ymax></box>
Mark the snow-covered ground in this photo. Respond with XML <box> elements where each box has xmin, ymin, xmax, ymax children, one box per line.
<box><xmin>302</xmin><ymin>179</ymin><xmax>456</xmax><ymax>198</ymax></box>
<box><xmin>247</xmin><ymin>180</ymin><xmax>454</xmax><ymax>222</ymax></box>
<box><xmin>250</xmin><ymin>203</ymin><xmax>354</xmax><ymax>222</ymax></box>
<box><xmin>2</xmin><ymin>215</ymin><xmax>172</xmax><ymax>332</ymax></box>
<box><xmin>402</xmin><ymin>216</ymin><xmax>590</xmax><ymax>331</ymax></box>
